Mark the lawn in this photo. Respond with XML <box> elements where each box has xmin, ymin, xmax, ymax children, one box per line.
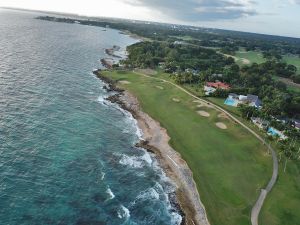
<box><xmin>101</xmin><ymin>70</ymin><xmax>272</xmax><ymax>225</ymax></box>
<box><xmin>283</xmin><ymin>55</ymin><xmax>300</xmax><ymax>70</ymax></box>
<box><xmin>205</xmin><ymin>97</ymin><xmax>300</xmax><ymax>225</ymax></box>
<box><xmin>235</xmin><ymin>51</ymin><xmax>266</xmax><ymax>66</ymax></box>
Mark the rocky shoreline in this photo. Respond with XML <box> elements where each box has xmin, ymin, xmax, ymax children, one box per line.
<box><xmin>105</xmin><ymin>45</ymin><xmax>122</xmax><ymax>58</ymax></box>
<box><xmin>93</xmin><ymin>69</ymin><xmax>210</xmax><ymax>225</ymax></box>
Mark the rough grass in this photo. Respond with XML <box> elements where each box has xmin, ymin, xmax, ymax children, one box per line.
<box><xmin>102</xmin><ymin>70</ymin><xmax>272</xmax><ymax>225</ymax></box>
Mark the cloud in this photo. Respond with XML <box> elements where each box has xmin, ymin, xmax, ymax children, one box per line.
<box><xmin>125</xmin><ymin>0</ymin><xmax>258</xmax><ymax>21</ymax></box>
<box><xmin>289</xmin><ymin>0</ymin><xmax>300</xmax><ymax>4</ymax></box>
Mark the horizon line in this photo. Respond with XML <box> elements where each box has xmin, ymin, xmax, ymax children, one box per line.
<box><xmin>1</xmin><ymin>6</ymin><xmax>300</xmax><ymax>40</ymax></box>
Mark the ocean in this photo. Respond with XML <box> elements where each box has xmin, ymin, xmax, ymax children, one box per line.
<box><xmin>0</xmin><ymin>9</ymin><xmax>181</xmax><ymax>225</ymax></box>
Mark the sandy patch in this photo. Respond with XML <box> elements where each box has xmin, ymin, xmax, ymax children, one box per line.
<box><xmin>172</xmin><ymin>98</ymin><xmax>180</xmax><ymax>102</ymax></box>
<box><xmin>197</xmin><ymin>110</ymin><xmax>210</xmax><ymax>117</ymax></box>
<box><xmin>156</xmin><ymin>86</ymin><xmax>164</xmax><ymax>90</ymax></box>
<box><xmin>118</xmin><ymin>80</ymin><xmax>131</xmax><ymax>84</ymax></box>
<box><xmin>216</xmin><ymin>122</ymin><xmax>227</xmax><ymax>129</ymax></box>
<box><xmin>194</xmin><ymin>101</ymin><xmax>214</xmax><ymax>109</ymax></box>
<box><xmin>218</xmin><ymin>113</ymin><xmax>229</xmax><ymax>119</ymax></box>
<box><xmin>241</xmin><ymin>58</ymin><xmax>251</xmax><ymax>64</ymax></box>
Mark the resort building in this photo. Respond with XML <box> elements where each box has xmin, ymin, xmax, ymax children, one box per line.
<box><xmin>224</xmin><ymin>93</ymin><xmax>262</xmax><ymax>108</ymax></box>
<box><xmin>204</xmin><ymin>86</ymin><xmax>216</xmax><ymax>95</ymax></box>
<box><xmin>206</xmin><ymin>82</ymin><xmax>230</xmax><ymax>90</ymax></box>
<box><xmin>203</xmin><ymin>82</ymin><xmax>230</xmax><ymax>96</ymax></box>
<box><xmin>251</xmin><ymin>117</ymin><xmax>270</xmax><ymax>129</ymax></box>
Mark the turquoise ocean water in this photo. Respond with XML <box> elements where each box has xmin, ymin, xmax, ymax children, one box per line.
<box><xmin>0</xmin><ymin>10</ymin><xmax>181</xmax><ymax>225</ymax></box>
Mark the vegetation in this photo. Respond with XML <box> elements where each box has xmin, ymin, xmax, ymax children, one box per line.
<box><xmin>122</xmin><ymin>41</ymin><xmax>234</xmax><ymax>71</ymax></box>
<box><xmin>38</xmin><ymin>16</ymin><xmax>300</xmax><ymax>56</ymax></box>
<box><xmin>235</xmin><ymin>51</ymin><xmax>266</xmax><ymax>65</ymax></box>
<box><xmin>122</xmin><ymin>41</ymin><xmax>300</xmax><ymax>119</ymax></box>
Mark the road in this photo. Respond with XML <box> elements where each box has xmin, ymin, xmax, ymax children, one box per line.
<box><xmin>133</xmin><ymin>70</ymin><xmax>278</xmax><ymax>225</ymax></box>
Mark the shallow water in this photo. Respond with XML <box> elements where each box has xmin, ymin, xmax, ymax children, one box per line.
<box><xmin>0</xmin><ymin>10</ymin><xmax>181</xmax><ymax>225</ymax></box>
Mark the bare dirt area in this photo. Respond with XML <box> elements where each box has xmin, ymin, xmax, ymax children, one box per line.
<box><xmin>118</xmin><ymin>80</ymin><xmax>131</xmax><ymax>84</ymax></box>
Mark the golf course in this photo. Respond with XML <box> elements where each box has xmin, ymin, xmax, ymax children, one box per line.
<box><xmin>101</xmin><ymin>70</ymin><xmax>273</xmax><ymax>225</ymax></box>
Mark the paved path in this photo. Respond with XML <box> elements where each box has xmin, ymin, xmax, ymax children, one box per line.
<box><xmin>133</xmin><ymin>70</ymin><xmax>278</xmax><ymax>225</ymax></box>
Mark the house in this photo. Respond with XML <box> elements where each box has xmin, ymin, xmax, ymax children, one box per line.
<box><xmin>251</xmin><ymin>117</ymin><xmax>270</xmax><ymax>129</ymax></box>
<box><xmin>267</xmin><ymin>127</ymin><xmax>287</xmax><ymax>140</ymax></box>
<box><xmin>292</xmin><ymin>119</ymin><xmax>300</xmax><ymax>130</ymax></box>
<box><xmin>204</xmin><ymin>86</ymin><xmax>216</xmax><ymax>95</ymax></box>
<box><xmin>204</xmin><ymin>82</ymin><xmax>230</xmax><ymax>96</ymax></box>
<box><xmin>247</xmin><ymin>94</ymin><xmax>262</xmax><ymax>108</ymax></box>
<box><xmin>158</xmin><ymin>62</ymin><xmax>166</xmax><ymax>69</ymax></box>
<box><xmin>206</xmin><ymin>82</ymin><xmax>230</xmax><ymax>90</ymax></box>
<box><xmin>212</xmin><ymin>73</ymin><xmax>223</xmax><ymax>78</ymax></box>
<box><xmin>185</xmin><ymin>68</ymin><xmax>199</xmax><ymax>75</ymax></box>
<box><xmin>224</xmin><ymin>93</ymin><xmax>262</xmax><ymax>108</ymax></box>
<box><xmin>174</xmin><ymin>41</ymin><xmax>184</xmax><ymax>45</ymax></box>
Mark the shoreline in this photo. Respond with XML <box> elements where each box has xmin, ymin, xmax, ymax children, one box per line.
<box><xmin>93</xmin><ymin>69</ymin><xmax>210</xmax><ymax>225</ymax></box>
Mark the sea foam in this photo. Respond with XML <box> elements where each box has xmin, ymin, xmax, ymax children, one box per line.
<box><xmin>105</xmin><ymin>187</ymin><xmax>115</xmax><ymax>201</ymax></box>
<box><xmin>119</xmin><ymin>151</ymin><xmax>152</xmax><ymax>168</ymax></box>
<box><xmin>117</xmin><ymin>205</ymin><xmax>130</xmax><ymax>220</ymax></box>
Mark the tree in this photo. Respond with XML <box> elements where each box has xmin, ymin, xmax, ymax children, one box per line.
<box><xmin>238</xmin><ymin>105</ymin><xmax>259</xmax><ymax>119</ymax></box>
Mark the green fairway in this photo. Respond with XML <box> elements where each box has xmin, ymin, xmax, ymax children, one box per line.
<box><xmin>283</xmin><ymin>55</ymin><xmax>300</xmax><ymax>70</ymax></box>
<box><xmin>235</xmin><ymin>51</ymin><xmax>266</xmax><ymax>65</ymax></box>
<box><xmin>101</xmin><ymin>70</ymin><xmax>272</xmax><ymax>225</ymax></box>
<box><xmin>203</xmin><ymin>97</ymin><xmax>300</xmax><ymax>225</ymax></box>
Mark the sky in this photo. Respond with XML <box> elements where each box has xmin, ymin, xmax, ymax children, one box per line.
<box><xmin>0</xmin><ymin>0</ymin><xmax>300</xmax><ymax>38</ymax></box>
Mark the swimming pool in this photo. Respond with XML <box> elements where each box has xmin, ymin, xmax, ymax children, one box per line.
<box><xmin>224</xmin><ymin>98</ymin><xmax>238</xmax><ymax>107</ymax></box>
<box><xmin>267</xmin><ymin>127</ymin><xmax>287</xmax><ymax>139</ymax></box>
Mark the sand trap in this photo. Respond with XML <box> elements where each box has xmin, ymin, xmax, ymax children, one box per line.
<box><xmin>119</xmin><ymin>80</ymin><xmax>131</xmax><ymax>84</ymax></box>
<box><xmin>172</xmin><ymin>98</ymin><xmax>180</xmax><ymax>102</ymax></box>
<box><xmin>197</xmin><ymin>110</ymin><xmax>210</xmax><ymax>117</ymax></box>
<box><xmin>194</xmin><ymin>101</ymin><xmax>214</xmax><ymax>109</ymax></box>
<box><xmin>218</xmin><ymin>113</ymin><xmax>229</xmax><ymax>119</ymax></box>
<box><xmin>156</xmin><ymin>86</ymin><xmax>164</xmax><ymax>90</ymax></box>
<box><xmin>216</xmin><ymin>122</ymin><xmax>227</xmax><ymax>129</ymax></box>
<box><xmin>241</xmin><ymin>58</ymin><xmax>251</xmax><ymax>64</ymax></box>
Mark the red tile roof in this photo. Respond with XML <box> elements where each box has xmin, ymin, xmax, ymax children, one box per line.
<box><xmin>206</xmin><ymin>82</ymin><xmax>230</xmax><ymax>90</ymax></box>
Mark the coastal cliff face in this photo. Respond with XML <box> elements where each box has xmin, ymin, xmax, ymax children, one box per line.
<box><xmin>93</xmin><ymin>69</ymin><xmax>210</xmax><ymax>225</ymax></box>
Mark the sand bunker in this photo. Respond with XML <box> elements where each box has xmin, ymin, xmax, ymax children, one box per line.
<box><xmin>118</xmin><ymin>80</ymin><xmax>131</xmax><ymax>84</ymax></box>
<box><xmin>197</xmin><ymin>111</ymin><xmax>210</xmax><ymax>117</ymax></box>
<box><xmin>194</xmin><ymin>101</ymin><xmax>214</xmax><ymax>109</ymax></box>
<box><xmin>216</xmin><ymin>122</ymin><xmax>227</xmax><ymax>129</ymax></box>
<box><xmin>218</xmin><ymin>113</ymin><xmax>229</xmax><ymax>119</ymax></box>
<box><xmin>241</xmin><ymin>58</ymin><xmax>251</xmax><ymax>64</ymax></box>
<box><xmin>156</xmin><ymin>86</ymin><xmax>164</xmax><ymax>90</ymax></box>
<box><xmin>172</xmin><ymin>98</ymin><xmax>180</xmax><ymax>102</ymax></box>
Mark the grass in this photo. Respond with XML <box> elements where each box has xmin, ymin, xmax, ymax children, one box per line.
<box><xmin>101</xmin><ymin>70</ymin><xmax>272</xmax><ymax>225</ymax></box>
<box><xmin>203</xmin><ymin>96</ymin><xmax>300</xmax><ymax>225</ymax></box>
<box><xmin>235</xmin><ymin>51</ymin><xmax>266</xmax><ymax>66</ymax></box>
<box><xmin>272</xmin><ymin>75</ymin><xmax>300</xmax><ymax>93</ymax></box>
<box><xmin>283</xmin><ymin>55</ymin><xmax>300</xmax><ymax>71</ymax></box>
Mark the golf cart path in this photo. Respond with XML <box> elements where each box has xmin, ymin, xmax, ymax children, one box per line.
<box><xmin>133</xmin><ymin>70</ymin><xmax>278</xmax><ymax>225</ymax></box>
